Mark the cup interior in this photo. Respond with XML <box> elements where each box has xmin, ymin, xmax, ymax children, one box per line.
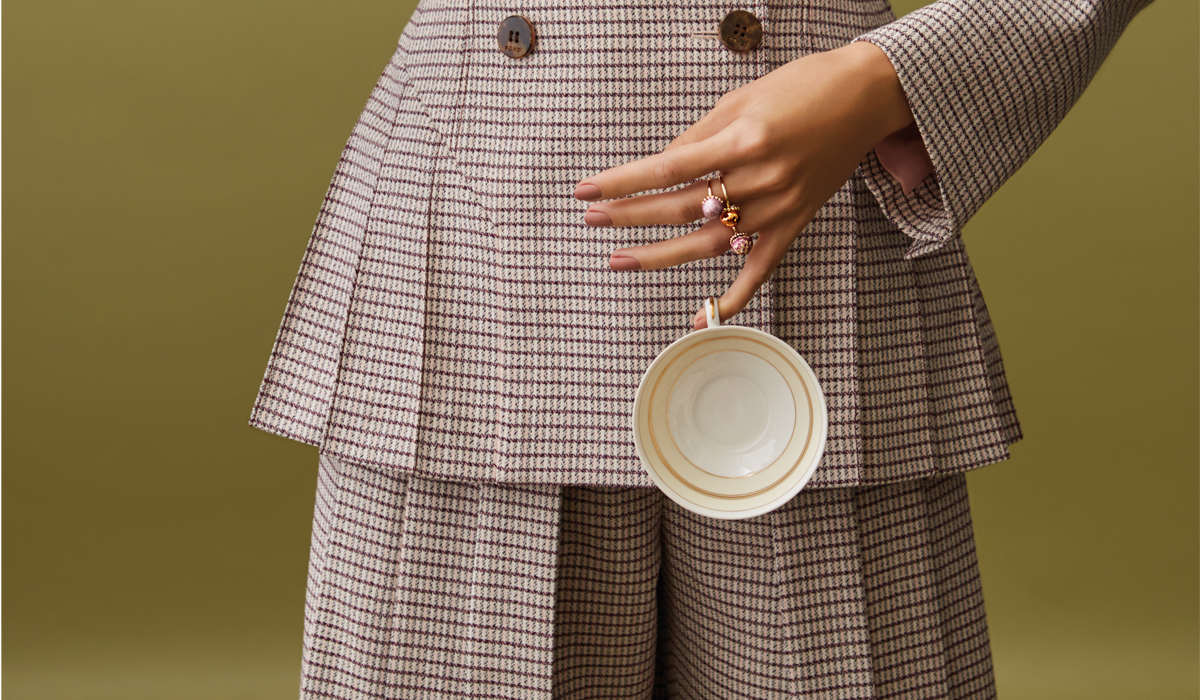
<box><xmin>667</xmin><ymin>349</ymin><xmax>795</xmax><ymax>478</ymax></box>
<box><xmin>632</xmin><ymin>323</ymin><xmax>828</xmax><ymax>520</ymax></box>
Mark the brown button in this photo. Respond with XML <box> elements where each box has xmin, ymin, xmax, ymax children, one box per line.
<box><xmin>498</xmin><ymin>15</ymin><xmax>536</xmax><ymax>58</ymax></box>
<box><xmin>719</xmin><ymin>10</ymin><xmax>762</xmax><ymax>52</ymax></box>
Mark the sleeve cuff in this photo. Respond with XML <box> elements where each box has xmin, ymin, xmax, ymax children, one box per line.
<box><xmin>860</xmin><ymin>146</ymin><xmax>955</xmax><ymax>259</ymax></box>
<box><xmin>854</xmin><ymin>35</ymin><xmax>959</xmax><ymax>259</ymax></box>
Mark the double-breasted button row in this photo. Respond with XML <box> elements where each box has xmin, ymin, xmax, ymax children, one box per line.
<box><xmin>496</xmin><ymin>11</ymin><xmax>762</xmax><ymax>58</ymax></box>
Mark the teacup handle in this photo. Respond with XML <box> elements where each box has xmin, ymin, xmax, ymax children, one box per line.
<box><xmin>704</xmin><ymin>297</ymin><xmax>722</xmax><ymax>329</ymax></box>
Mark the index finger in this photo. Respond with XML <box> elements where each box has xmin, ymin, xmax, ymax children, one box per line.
<box><xmin>574</xmin><ymin>128</ymin><xmax>738</xmax><ymax>201</ymax></box>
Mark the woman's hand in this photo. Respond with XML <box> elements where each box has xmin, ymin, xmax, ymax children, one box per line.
<box><xmin>573</xmin><ymin>41</ymin><xmax>915</xmax><ymax>330</ymax></box>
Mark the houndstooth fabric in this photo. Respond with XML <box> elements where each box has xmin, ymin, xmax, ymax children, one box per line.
<box><xmin>250</xmin><ymin>0</ymin><xmax>1148</xmax><ymax>487</ymax></box>
<box><xmin>303</xmin><ymin>453</ymin><xmax>995</xmax><ymax>699</ymax></box>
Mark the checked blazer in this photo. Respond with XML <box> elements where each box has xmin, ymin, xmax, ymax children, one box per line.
<box><xmin>249</xmin><ymin>0</ymin><xmax>1153</xmax><ymax>488</ymax></box>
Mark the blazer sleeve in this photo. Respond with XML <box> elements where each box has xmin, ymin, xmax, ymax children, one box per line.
<box><xmin>854</xmin><ymin>0</ymin><xmax>1155</xmax><ymax>259</ymax></box>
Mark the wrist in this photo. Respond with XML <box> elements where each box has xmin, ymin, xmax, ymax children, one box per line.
<box><xmin>840</xmin><ymin>41</ymin><xmax>914</xmax><ymax>143</ymax></box>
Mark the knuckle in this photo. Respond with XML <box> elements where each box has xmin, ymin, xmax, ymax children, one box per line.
<box><xmin>703</xmin><ymin>234</ymin><xmax>730</xmax><ymax>259</ymax></box>
<box><xmin>672</xmin><ymin>201</ymin><xmax>700</xmax><ymax>223</ymax></box>
<box><xmin>653</xmin><ymin>158</ymin><xmax>681</xmax><ymax>186</ymax></box>
<box><xmin>718</xmin><ymin>86</ymin><xmax>748</xmax><ymax>108</ymax></box>
<box><xmin>735</xmin><ymin>123</ymin><xmax>771</xmax><ymax>159</ymax></box>
<box><xmin>762</xmin><ymin>166</ymin><xmax>791</xmax><ymax>193</ymax></box>
<box><xmin>750</xmin><ymin>263</ymin><xmax>779</xmax><ymax>287</ymax></box>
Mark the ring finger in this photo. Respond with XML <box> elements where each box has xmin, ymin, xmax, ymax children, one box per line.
<box><xmin>610</xmin><ymin>218</ymin><xmax>734</xmax><ymax>270</ymax></box>
<box><xmin>587</xmin><ymin>168</ymin><xmax>769</xmax><ymax>229</ymax></box>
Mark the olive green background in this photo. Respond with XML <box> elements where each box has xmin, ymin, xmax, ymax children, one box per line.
<box><xmin>4</xmin><ymin>0</ymin><xmax>1197</xmax><ymax>697</ymax></box>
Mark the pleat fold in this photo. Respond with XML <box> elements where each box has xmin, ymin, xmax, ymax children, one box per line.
<box><xmin>319</xmin><ymin>72</ymin><xmax>440</xmax><ymax>477</ymax></box>
<box><xmin>461</xmin><ymin>484</ymin><xmax>563</xmax><ymax>695</ymax></box>
<box><xmin>846</xmin><ymin>179</ymin><xmax>1016</xmax><ymax>486</ymax></box>
<box><xmin>302</xmin><ymin>453</ymin><xmax>412</xmax><ymax>697</ymax></box>
<box><xmin>300</xmin><ymin>455</ymin><xmax>563</xmax><ymax>700</ymax></box>
<box><xmin>922</xmin><ymin>478</ymin><xmax>998</xmax><ymax>698</ymax></box>
<box><xmin>769</xmin><ymin>489</ymin><xmax>875</xmax><ymax>698</ymax></box>
<box><xmin>962</xmin><ymin>250</ymin><xmax>1023</xmax><ymax>448</ymax></box>
<box><xmin>852</xmin><ymin>184</ymin><xmax>939</xmax><ymax>485</ymax></box>
<box><xmin>856</xmin><ymin>482</ymin><xmax>953</xmax><ymax>697</ymax></box>
<box><xmin>853</xmin><ymin>476</ymin><xmax>996</xmax><ymax>699</ymax></box>
<box><xmin>776</xmin><ymin>184</ymin><xmax>863</xmax><ymax>488</ymax></box>
<box><xmin>908</xmin><ymin>243</ymin><xmax>1011</xmax><ymax>473</ymax></box>
<box><xmin>659</xmin><ymin>509</ymin><xmax>787</xmax><ymax>698</ymax></box>
<box><xmin>249</xmin><ymin>56</ymin><xmax>409</xmax><ymax>447</ymax></box>
<box><xmin>654</xmin><ymin>475</ymin><xmax>994</xmax><ymax>699</ymax></box>
<box><xmin>552</xmin><ymin>487</ymin><xmax>662</xmax><ymax>699</ymax></box>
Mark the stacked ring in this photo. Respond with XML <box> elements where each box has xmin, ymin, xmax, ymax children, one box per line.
<box><xmin>701</xmin><ymin>174</ymin><xmax>755</xmax><ymax>256</ymax></box>
<box><xmin>700</xmin><ymin>180</ymin><xmax>724</xmax><ymax>221</ymax></box>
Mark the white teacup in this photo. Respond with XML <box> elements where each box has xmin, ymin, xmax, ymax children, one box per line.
<box><xmin>632</xmin><ymin>297</ymin><xmax>828</xmax><ymax>520</ymax></box>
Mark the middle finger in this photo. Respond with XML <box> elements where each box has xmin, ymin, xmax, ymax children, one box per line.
<box><xmin>585</xmin><ymin>180</ymin><xmax>708</xmax><ymax>228</ymax></box>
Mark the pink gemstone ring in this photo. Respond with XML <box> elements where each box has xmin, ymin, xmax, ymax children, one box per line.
<box><xmin>701</xmin><ymin>176</ymin><xmax>727</xmax><ymax>220</ymax></box>
<box><xmin>730</xmin><ymin>232</ymin><xmax>754</xmax><ymax>256</ymax></box>
<box><xmin>701</xmin><ymin>194</ymin><xmax>724</xmax><ymax>220</ymax></box>
<box><xmin>702</xmin><ymin>174</ymin><xmax>754</xmax><ymax>255</ymax></box>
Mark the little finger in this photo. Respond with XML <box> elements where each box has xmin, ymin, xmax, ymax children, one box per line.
<box><xmin>691</xmin><ymin>228</ymin><xmax>795</xmax><ymax>329</ymax></box>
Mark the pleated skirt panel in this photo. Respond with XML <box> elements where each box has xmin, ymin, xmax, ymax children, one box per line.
<box><xmin>300</xmin><ymin>453</ymin><xmax>995</xmax><ymax>699</ymax></box>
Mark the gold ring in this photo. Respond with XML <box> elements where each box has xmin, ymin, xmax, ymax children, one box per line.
<box><xmin>713</xmin><ymin>174</ymin><xmax>752</xmax><ymax>255</ymax></box>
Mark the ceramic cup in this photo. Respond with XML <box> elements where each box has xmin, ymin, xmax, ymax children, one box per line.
<box><xmin>632</xmin><ymin>297</ymin><xmax>828</xmax><ymax>520</ymax></box>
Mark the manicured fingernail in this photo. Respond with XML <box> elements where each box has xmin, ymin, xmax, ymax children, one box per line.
<box><xmin>574</xmin><ymin>183</ymin><xmax>602</xmax><ymax>201</ymax></box>
<box><xmin>609</xmin><ymin>255</ymin><xmax>641</xmax><ymax>271</ymax></box>
<box><xmin>584</xmin><ymin>210</ymin><xmax>612</xmax><ymax>227</ymax></box>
